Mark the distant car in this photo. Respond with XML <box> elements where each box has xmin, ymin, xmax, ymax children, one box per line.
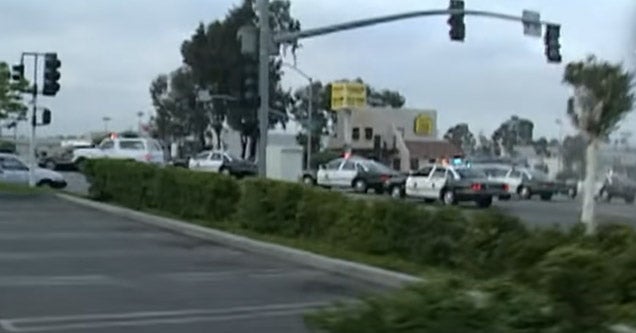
<box><xmin>403</xmin><ymin>164</ymin><xmax>508</xmax><ymax>208</ymax></box>
<box><xmin>39</xmin><ymin>143</ymin><xmax>94</xmax><ymax>170</ymax></box>
<box><xmin>473</xmin><ymin>164</ymin><xmax>558</xmax><ymax>201</ymax></box>
<box><xmin>72</xmin><ymin>137</ymin><xmax>165</xmax><ymax>168</ymax></box>
<box><xmin>314</xmin><ymin>156</ymin><xmax>400</xmax><ymax>193</ymax></box>
<box><xmin>0</xmin><ymin>153</ymin><xmax>67</xmax><ymax>188</ymax></box>
<box><xmin>188</xmin><ymin>151</ymin><xmax>257</xmax><ymax>177</ymax></box>
<box><xmin>597</xmin><ymin>174</ymin><xmax>636</xmax><ymax>204</ymax></box>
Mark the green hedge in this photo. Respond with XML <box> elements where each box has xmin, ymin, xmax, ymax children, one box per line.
<box><xmin>84</xmin><ymin>159</ymin><xmax>636</xmax><ymax>332</ymax></box>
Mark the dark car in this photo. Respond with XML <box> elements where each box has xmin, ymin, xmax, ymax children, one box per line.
<box><xmin>188</xmin><ymin>150</ymin><xmax>257</xmax><ymax>178</ymax></box>
<box><xmin>309</xmin><ymin>156</ymin><xmax>401</xmax><ymax>193</ymax></box>
<box><xmin>554</xmin><ymin>179</ymin><xmax>578</xmax><ymax>199</ymax></box>
<box><xmin>598</xmin><ymin>174</ymin><xmax>636</xmax><ymax>204</ymax></box>
<box><xmin>39</xmin><ymin>144</ymin><xmax>94</xmax><ymax>170</ymax></box>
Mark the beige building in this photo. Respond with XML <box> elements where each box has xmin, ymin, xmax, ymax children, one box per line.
<box><xmin>327</xmin><ymin>107</ymin><xmax>462</xmax><ymax>172</ymax></box>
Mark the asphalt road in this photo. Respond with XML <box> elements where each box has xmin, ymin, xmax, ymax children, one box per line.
<box><xmin>0</xmin><ymin>194</ymin><xmax>376</xmax><ymax>333</ymax></box>
<box><xmin>59</xmin><ymin>171</ymin><xmax>636</xmax><ymax>227</ymax></box>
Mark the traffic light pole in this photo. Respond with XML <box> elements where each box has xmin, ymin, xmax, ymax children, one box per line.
<box><xmin>256</xmin><ymin>4</ymin><xmax>560</xmax><ymax>177</ymax></box>
<box><xmin>274</xmin><ymin>9</ymin><xmax>558</xmax><ymax>43</ymax></box>
<box><xmin>28</xmin><ymin>53</ymin><xmax>39</xmax><ymax>188</ymax></box>
<box><xmin>257</xmin><ymin>0</ymin><xmax>270</xmax><ymax>177</ymax></box>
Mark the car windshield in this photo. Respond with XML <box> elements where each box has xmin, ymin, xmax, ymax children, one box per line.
<box><xmin>529</xmin><ymin>170</ymin><xmax>549</xmax><ymax>181</ymax></box>
<box><xmin>455</xmin><ymin>167</ymin><xmax>487</xmax><ymax>179</ymax></box>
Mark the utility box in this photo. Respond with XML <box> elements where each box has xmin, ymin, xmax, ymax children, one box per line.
<box><xmin>267</xmin><ymin>145</ymin><xmax>303</xmax><ymax>182</ymax></box>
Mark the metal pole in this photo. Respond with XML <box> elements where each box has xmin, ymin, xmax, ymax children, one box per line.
<box><xmin>307</xmin><ymin>78</ymin><xmax>313</xmax><ymax>169</ymax></box>
<box><xmin>257</xmin><ymin>0</ymin><xmax>270</xmax><ymax>177</ymax></box>
<box><xmin>275</xmin><ymin>9</ymin><xmax>558</xmax><ymax>43</ymax></box>
<box><xmin>28</xmin><ymin>54</ymin><xmax>38</xmax><ymax>187</ymax></box>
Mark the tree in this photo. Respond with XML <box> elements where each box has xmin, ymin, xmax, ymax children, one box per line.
<box><xmin>492</xmin><ymin>116</ymin><xmax>534</xmax><ymax>156</ymax></box>
<box><xmin>564</xmin><ymin>56</ymin><xmax>634</xmax><ymax>234</ymax></box>
<box><xmin>0</xmin><ymin>62</ymin><xmax>28</xmax><ymax>119</ymax></box>
<box><xmin>179</xmin><ymin>0</ymin><xmax>300</xmax><ymax>160</ymax></box>
<box><xmin>444</xmin><ymin>123</ymin><xmax>476</xmax><ymax>154</ymax></box>
<box><xmin>533</xmin><ymin>137</ymin><xmax>550</xmax><ymax>157</ymax></box>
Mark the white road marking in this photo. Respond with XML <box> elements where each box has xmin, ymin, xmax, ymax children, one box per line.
<box><xmin>0</xmin><ymin>275</ymin><xmax>120</xmax><ymax>287</ymax></box>
<box><xmin>0</xmin><ymin>232</ymin><xmax>166</xmax><ymax>241</ymax></box>
<box><xmin>0</xmin><ymin>301</ymin><xmax>329</xmax><ymax>332</ymax></box>
<box><xmin>0</xmin><ymin>248</ymin><xmax>241</xmax><ymax>261</ymax></box>
<box><xmin>162</xmin><ymin>268</ymin><xmax>320</xmax><ymax>282</ymax></box>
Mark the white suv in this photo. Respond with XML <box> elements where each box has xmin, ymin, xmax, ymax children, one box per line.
<box><xmin>72</xmin><ymin>138</ymin><xmax>165</xmax><ymax>167</ymax></box>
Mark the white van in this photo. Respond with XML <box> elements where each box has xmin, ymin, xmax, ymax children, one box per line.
<box><xmin>72</xmin><ymin>137</ymin><xmax>165</xmax><ymax>166</ymax></box>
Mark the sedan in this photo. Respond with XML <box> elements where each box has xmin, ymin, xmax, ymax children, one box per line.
<box><xmin>0</xmin><ymin>153</ymin><xmax>67</xmax><ymax>189</ymax></box>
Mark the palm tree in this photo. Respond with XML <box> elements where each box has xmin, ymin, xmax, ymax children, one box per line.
<box><xmin>564</xmin><ymin>56</ymin><xmax>634</xmax><ymax>234</ymax></box>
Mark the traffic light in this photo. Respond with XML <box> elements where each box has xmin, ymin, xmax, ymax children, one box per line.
<box><xmin>11</xmin><ymin>64</ymin><xmax>24</xmax><ymax>82</ymax></box>
<box><xmin>544</xmin><ymin>24</ymin><xmax>562</xmax><ymax>63</ymax></box>
<box><xmin>42</xmin><ymin>109</ymin><xmax>51</xmax><ymax>125</ymax></box>
<box><xmin>448</xmin><ymin>0</ymin><xmax>465</xmax><ymax>42</ymax></box>
<box><xmin>240</xmin><ymin>62</ymin><xmax>259</xmax><ymax>108</ymax></box>
<box><xmin>42</xmin><ymin>53</ymin><xmax>61</xmax><ymax>96</ymax></box>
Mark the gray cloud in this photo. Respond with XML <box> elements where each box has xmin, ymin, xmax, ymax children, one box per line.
<box><xmin>1</xmin><ymin>0</ymin><xmax>634</xmax><ymax>141</ymax></box>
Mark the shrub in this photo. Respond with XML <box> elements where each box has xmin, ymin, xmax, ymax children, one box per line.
<box><xmin>534</xmin><ymin>245</ymin><xmax>611</xmax><ymax>331</ymax></box>
<box><xmin>306</xmin><ymin>278</ymin><xmax>570</xmax><ymax>333</ymax></box>
<box><xmin>84</xmin><ymin>159</ymin><xmax>240</xmax><ymax>223</ymax></box>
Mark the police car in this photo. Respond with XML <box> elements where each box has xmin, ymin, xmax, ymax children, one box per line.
<box><xmin>403</xmin><ymin>160</ymin><xmax>509</xmax><ymax>208</ymax></box>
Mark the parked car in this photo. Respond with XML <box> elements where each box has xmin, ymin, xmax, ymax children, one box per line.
<box><xmin>597</xmin><ymin>173</ymin><xmax>636</xmax><ymax>204</ymax></box>
<box><xmin>39</xmin><ymin>143</ymin><xmax>94</xmax><ymax>170</ymax></box>
<box><xmin>72</xmin><ymin>137</ymin><xmax>165</xmax><ymax>168</ymax></box>
<box><xmin>312</xmin><ymin>156</ymin><xmax>400</xmax><ymax>193</ymax></box>
<box><xmin>403</xmin><ymin>163</ymin><xmax>508</xmax><ymax>208</ymax></box>
<box><xmin>473</xmin><ymin>164</ymin><xmax>558</xmax><ymax>201</ymax></box>
<box><xmin>188</xmin><ymin>151</ymin><xmax>257</xmax><ymax>177</ymax></box>
<box><xmin>0</xmin><ymin>153</ymin><xmax>67</xmax><ymax>188</ymax></box>
<box><xmin>554</xmin><ymin>179</ymin><xmax>578</xmax><ymax>199</ymax></box>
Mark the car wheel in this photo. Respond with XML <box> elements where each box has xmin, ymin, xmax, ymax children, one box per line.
<box><xmin>45</xmin><ymin>160</ymin><xmax>57</xmax><ymax>170</ymax></box>
<box><xmin>625</xmin><ymin>195</ymin><xmax>635</xmax><ymax>204</ymax></box>
<box><xmin>302</xmin><ymin>176</ymin><xmax>316</xmax><ymax>186</ymax></box>
<box><xmin>600</xmin><ymin>188</ymin><xmax>611</xmax><ymax>202</ymax></box>
<box><xmin>353</xmin><ymin>179</ymin><xmax>367</xmax><ymax>193</ymax></box>
<box><xmin>540</xmin><ymin>193</ymin><xmax>553</xmax><ymax>201</ymax></box>
<box><xmin>518</xmin><ymin>186</ymin><xmax>531</xmax><ymax>200</ymax></box>
<box><xmin>442</xmin><ymin>190</ymin><xmax>457</xmax><ymax>205</ymax></box>
<box><xmin>477</xmin><ymin>197</ymin><xmax>493</xmax><ymax>208</ymax></box>
<box><xmin>390</xmin><ymin>186</ymin><xmax>403</xmax><ymax>199</ymax></box>
<box><xmin>220</xmin><ymin>168</ymin><xmax>231</xmax><ymax>176</ymax></box>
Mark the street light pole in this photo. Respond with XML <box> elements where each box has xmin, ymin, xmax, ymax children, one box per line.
<box><xmin>281</xmin><ymin>63</ymin><xmax>314</xmax><ymax>169</ymax></box>
<box><xmin>257</xmin><ymin>0</ymin><xmax>270</xmax><ymax>177</ymax></box>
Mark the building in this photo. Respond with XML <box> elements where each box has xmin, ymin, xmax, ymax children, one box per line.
<box><xmin>327</xmin><ymin>107</ymin><xmax>462</xmax><ymax>172</ymax></box>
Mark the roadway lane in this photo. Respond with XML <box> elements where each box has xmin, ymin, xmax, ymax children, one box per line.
<box><xmin>0</xmin><ymin>194</ymin><xmax>376</xmax><ymax>333</ymax></box>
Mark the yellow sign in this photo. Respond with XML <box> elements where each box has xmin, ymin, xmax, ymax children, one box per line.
<box><xmin>330</xmin><ymin>82</ymin><xmax>367</xmax><ymax>110</ymax></box>
<box><xmin>414</xmin><ymin>114</ymin><xmax>434</xmax><ymax>136</ymax></box>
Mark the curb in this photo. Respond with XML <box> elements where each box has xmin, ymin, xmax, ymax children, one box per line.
<box><xmin>57</xmin><ymin>194</ymin><xmax>422</xmax><ymax>289</ymax></box>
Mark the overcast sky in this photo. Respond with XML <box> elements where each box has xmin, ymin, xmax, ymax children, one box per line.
<box><xmin>1</xmin><ymin>0</ymin><xmax>634</xmax><ymax>141</ymax></box>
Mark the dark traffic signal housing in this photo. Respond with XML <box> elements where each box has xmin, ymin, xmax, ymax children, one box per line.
<box><xmin>448</xmin><ymin>0</ymin><xmax>465</xmax><ymax>42</ymax></box>
<box><xmin>544</xmin><ymin>24</ymin><xmax>562</xmax><ymax>63</ymax></box>
<box><xmin>42</xmin><ymin>108</ymin><xmax>52</xmax><ymax>125</ymax></box>
<box><xmin>11</xmin><ymin>64</ymin><xmax>24</xmax><ymax>82</ymax></box>
<box><xmin>240</xmin><ymin>61</ymin><xmax>259</xmax><ymax>108</ymax></box>
<box><xmin>42</xmin><ymin>53</ymin><xmax>61</xmax><ymax>96</ymax></box>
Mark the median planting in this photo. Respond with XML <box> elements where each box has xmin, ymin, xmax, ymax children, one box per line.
<box><xmin>83</xmin><ymin>159</ymin><xmax>636</xmax><ymax>332</ymax></box>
